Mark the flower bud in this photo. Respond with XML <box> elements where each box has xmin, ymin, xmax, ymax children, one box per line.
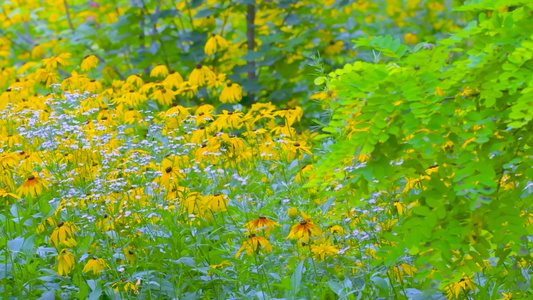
<box><xmin>288</xmin><ymin>207</ymin><xmax>298</xmax><ymax>219</ymax></box>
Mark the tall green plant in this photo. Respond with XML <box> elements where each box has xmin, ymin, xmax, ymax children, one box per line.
<box><xmin>313</xmin><ymin>0</ymin><xmax>533</xmax><ymax>286</ymax></box>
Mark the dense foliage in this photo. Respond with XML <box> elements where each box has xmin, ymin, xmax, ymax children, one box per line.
<box><xmin>1</xmin><ymin>0</ymin><xmax>532</xmax><ymax>299</ymax></box>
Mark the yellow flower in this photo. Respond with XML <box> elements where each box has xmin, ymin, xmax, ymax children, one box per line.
<box><xmin>176</xmin><ymin>81</ymin><xmax>199</xmax><ymax>98</ymax></box>
<box><xmin>17</xmin><ymin>173</ymin><xmax>49</xmax><ymax>198</ymax></box>
<box><xmin>152</xmin><ymin>87</ymin><xmax>175</xmax><ymax>106</ymax></box>
<box><xmin>311</xmin><ymin>241</ymin><xmax>339</xmax><ymax>261</ymax></box>
<box><xmin>155</xmin><ymin>162</ymin><xmax>184</xmax><ymax>189</ymax></box>
<box><xmin>163</xmin><ymin>71</ymin><xmax>184</xmax><ymax>89</ymax></box>
<box><xmin>205</xmin><ymin>34</ymin><xmax>229</xmax><ymax>55</ymax></box>
<box><xmin>189</xmin><ymin>64</ymin><xmax>215</xmax><ymax>87</ymax></box>
<box><xmin>390</xmin><ymin>263</ymin><xmax>417</xmax><ymax>281</ymax></box>
<box><xmin>219</xmin><ymin>82</ymin><xmax>243</xmax><ymax>103</ymax></box>
<box><xmin>210</xmin><ymin>261</ymin><xmax>232</xmax><ymax>270</ymax></box>
<box><xmin>235</xmin><ymin>234</ymin><xmax>273</xmax><ymax>258</ymax></box>
<box><xmin>80</xmin><ymin>55</ymin><xmax>98</xmax><ymax>71</ymax></box>
<box><xmin>498</xmin><ymin>292</ymin><xmax>515</xmax><ymax>300</ymax></box>
<box><xmin>212</xmin><ymin>110</ymin><xmax>244</xmax><ymax>130</ymax></box>
<box><xmin>31</xmin><ymin>44</ymin><xmax>46</xmax><ymax>59</ymax></box>
<box><xmin>82</xmin><ymin>257</ymin><xmax>108</xmax><ymax>275</ymax></box>
<box><xmin>203</xmin><ymin>193</ymin><xmax>228</xmax><ymax>212</ymax></box>
<box><xmin>328</xmin><ymin>225</ymin><xmax>344</xmax><ymax>235</ymax></box>
<box><xmin>123</xmin><ymin>248</ymin><xmax>136</xmax><ymax>265</ymax></box>
<box><xmin>286</xmin><ymin>213</ymin><xmax>322</xmax><ymax>243</ymax></box>
<box><xmin>285</xmin><ymin>141</ymin><xmax>313</xmax><ymax>160</ymax></box>
<box><xmin>113</xmin><ymin>280</ymin><xmax>140</xmax><ymax>293</ymax></box>
<box><xmin>245</xmin><ymin>216</ymin><xmax>281</xmax><ymax>237</ymax></box>
<box><xmin>195</xmin><ymin>16</ymin><xmax>216</xmax><ymax>28</ymax></box>
<box><xmin>0</xmin><ymin>187</ymin><xmax>20</xmax><ymax>199</ymax></box>
<box><xmin>0</xmin><ymin>152</ymin><xmax>20</xmax><ymax>169</ymax></box>
<box><xmin>82</xmin><ymin>79</ymin><xmax>103</xmax><ymax>93</ymax></box>
<box><xmin>117</xmin><ymin>90</ymin><xmax>147</xmax><ymax>106</ymax></box>
<box><xmin>50</xmin><ymin>221</ymin><xmax>77</xmax><ymax>248</ymax></box>
<box><xmin>393</xmin><ymin>200</ymin><xmax>404</xmax><ymax>215</ymax></box>
<box><xmin>126</xmin><ymin>74</ymin><xmax>144</xmax><ymax>88</ymax></box>
<box><xmin>445</xmin><ymin>275</ymin><xmax>476</xmax><ymax>299</ymax></box>
<box><xmin>150</xmin><ymin>64</ymin><xmax>169</xmax><ymax>78</ymax></box>
<box><xmin>42</xmin><ymin>52</ymin><xmax>71</xmax><ymax>70</ymax></box>
<box><xmin>207</xmin><ymin>73</ymin><xmax>226</xmax><ymax>89</ymax></box>
<box><xmin>35</xmin><ymin>69</ymin><xmax>59</xmax><ymax>86</ymax></box>
<box><xmin>96</xmin><ymin>214</ymin><xmax>114</xmax><ymax>231</ymax></box>
<box><xmin>434</xmin><ymin>86</ymin><xmax>446</xmax><ymax>96</ymax></box>
<box><xmin>325</xmin><ymin>40</ymin><xmax>343</xmax><ymax>56</ymax></box>
<box><xmin>56</xmin><ymin>249</ymin><xmax>75</xmax><ymax>276</ymax></box>
<box><xmin>288</xmin><ymin>207</ymin><xmax>298</xmax><ymax>219</ymax></box>
<box><xmin>273</xmin><ymin>106</ymin><xmax>303</xmax><ymax>126</ymax></box>
<box><xmin>404</xmin><ymin>33</ymin><xmax>418</xmax><ymax>44</ymax></box>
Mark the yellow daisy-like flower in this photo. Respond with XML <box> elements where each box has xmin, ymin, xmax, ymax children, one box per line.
<box><xmin>56</xmin><ymin>249</ymin><xmax>75</xmax><ymax>276</ymax></box>
<box><xmin>80</xmin><ymin>55</ymin><xmax>98</xmax><ymax>71</ymax></box>
<box><xmin>235</xmin><ymin>234</ymin><xmax>273</xmax><ymax>258</ymax></box>
<box><xmin>123</xmin><ymin>248</ymin><xmax>136</xmax><ymax>265</ymax></box>
<box><xmin>286</xmin><ymin>213</ymin><xmax>322</xmax><ymax>243</ymax></box>
<box><xmin>325</xmin><ymin>40</ymin><xmax>343</xmax><ymax>56</ymax></box>
<box><xmin>42</xmin><ymin>52</ymin><xmax>71</xmax><ymax>70</ymax></box>
<box><xmin>35</xmin><ymin>69</ymin><xmax>59</xmax><ymax>86</ymax></box>
<box><xmin>207</xmin><ymin>73</ymin><xmax>226</xmax><ymax>89</ymax></box>
<box><xmin>126</xmin><ymin>74</ymin><xmax>144</xmax><ymax>88</ymax></box>
<box><xmin>195</xmin><ymin>15</ymin><xmax>216</xmax><ymax>29</ymax></box>
<box><xmin>16</xmin><ymin>173</ymin><xmax>49</xmax><ymax>198</ymax></box>
<box><xmin>81</xmin><ymin>79</ymin><xmax>103</xmax><ymax>93</ymax></box>
<box><xmin>328</xmin><ymin>225</ymin><xmax>344</xmax><ymax>235</ymax></box>
<box><xmin>245</xmin><ymin>216</ymin><xmax>281</xmax><ymax>237</ymax></box>
<box><xmin>82</xmin><ymin>257</ymin><xmax>108</xmax><ymax>275</ymax></box>
<box><xmin>204</xmin><ymin>34</ymin><xmax>229</xmax><ymax>55</ymax></box>
<box><xmin>219</xmin><ymin>82</ymin><xmax>243</xmax><ymax>104</ymax></box>
<box><xmin>445</xmin><ymin>275</ymin><xmax>476</xmax><ymax>300</ymax></box>
<box><xmin>176</xmin><ymin>81</ymin><xmax>199</xmax><ymax>98</ymax></box>
<box><xmin>0</xmin><ymin>152</ymin><xmax>20</xmax><ymax>169</ymax></box>
<box><xmin>163</xmin><ymin>71</ymin><xmax>184</xmax><ymax>89</ymax></box>
<box><xmin>152</xmin><ymin>87</ymin><xmax>175</xmax><ymax>106</ymax></box>
<box><xmin>203</xmin><ymin>193</ymin><xmax>228</xmax><ymax>212</ymax></box>
<box><xmin>156</xmin><ymin>164</ymin><xmax>184</xmax><ymax>189</ymax></box>
<box><xmin>31</xmin><ymin>44</ymin><xmax>46</xmax><ymax>59</ymax></box>
<box><xmin>117</xmin><ymin>90</ymin><xmax>147</xmax><ymax>106</ymax></box>
<box><xmin>150</xmin><ymin>64</ymin><xmax>169</xmax><ymax>78</ymax></box>
<box><xmin>0</xmin><ymin>187</ymin><xmax>20</xmax><ymax>199</ymax></box>
<box><xmin>49</xmin><ymin>221</ymin><xmax>78</xmax><ymax>248</ymax></box>
<box><xmin>189</xmin><ymin>64</ymin><xmax>215</xmax><ymax>87</ymax></box>
<box><xmin>112</xmin><ymin>280</ymin><xmax>140</xmax><ymax>294</ymax></box>
<box><xmin>311</xmin><ymin>241</ymin><xmax>339</xmax><ymax>261</ymax></box>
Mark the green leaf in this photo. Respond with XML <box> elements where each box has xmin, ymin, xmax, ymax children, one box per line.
<box><xmin>370</xmin><ymin>274</ymin><xmax>389</xmax><ymax>293</ymax></box>
<box><xmin>290</xmin><ymin>259</ymin><xmax>305</xmax><ymax>299</ymax></box>
<box><xmin>314</xmin><ymin>77</ymin><xmax>326</xmax><ymax>85</ymax></box>
<box><xmin>7</xmin><ymin>237</ymin><xmax>24</xmax><ymax>252</ymax></box>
